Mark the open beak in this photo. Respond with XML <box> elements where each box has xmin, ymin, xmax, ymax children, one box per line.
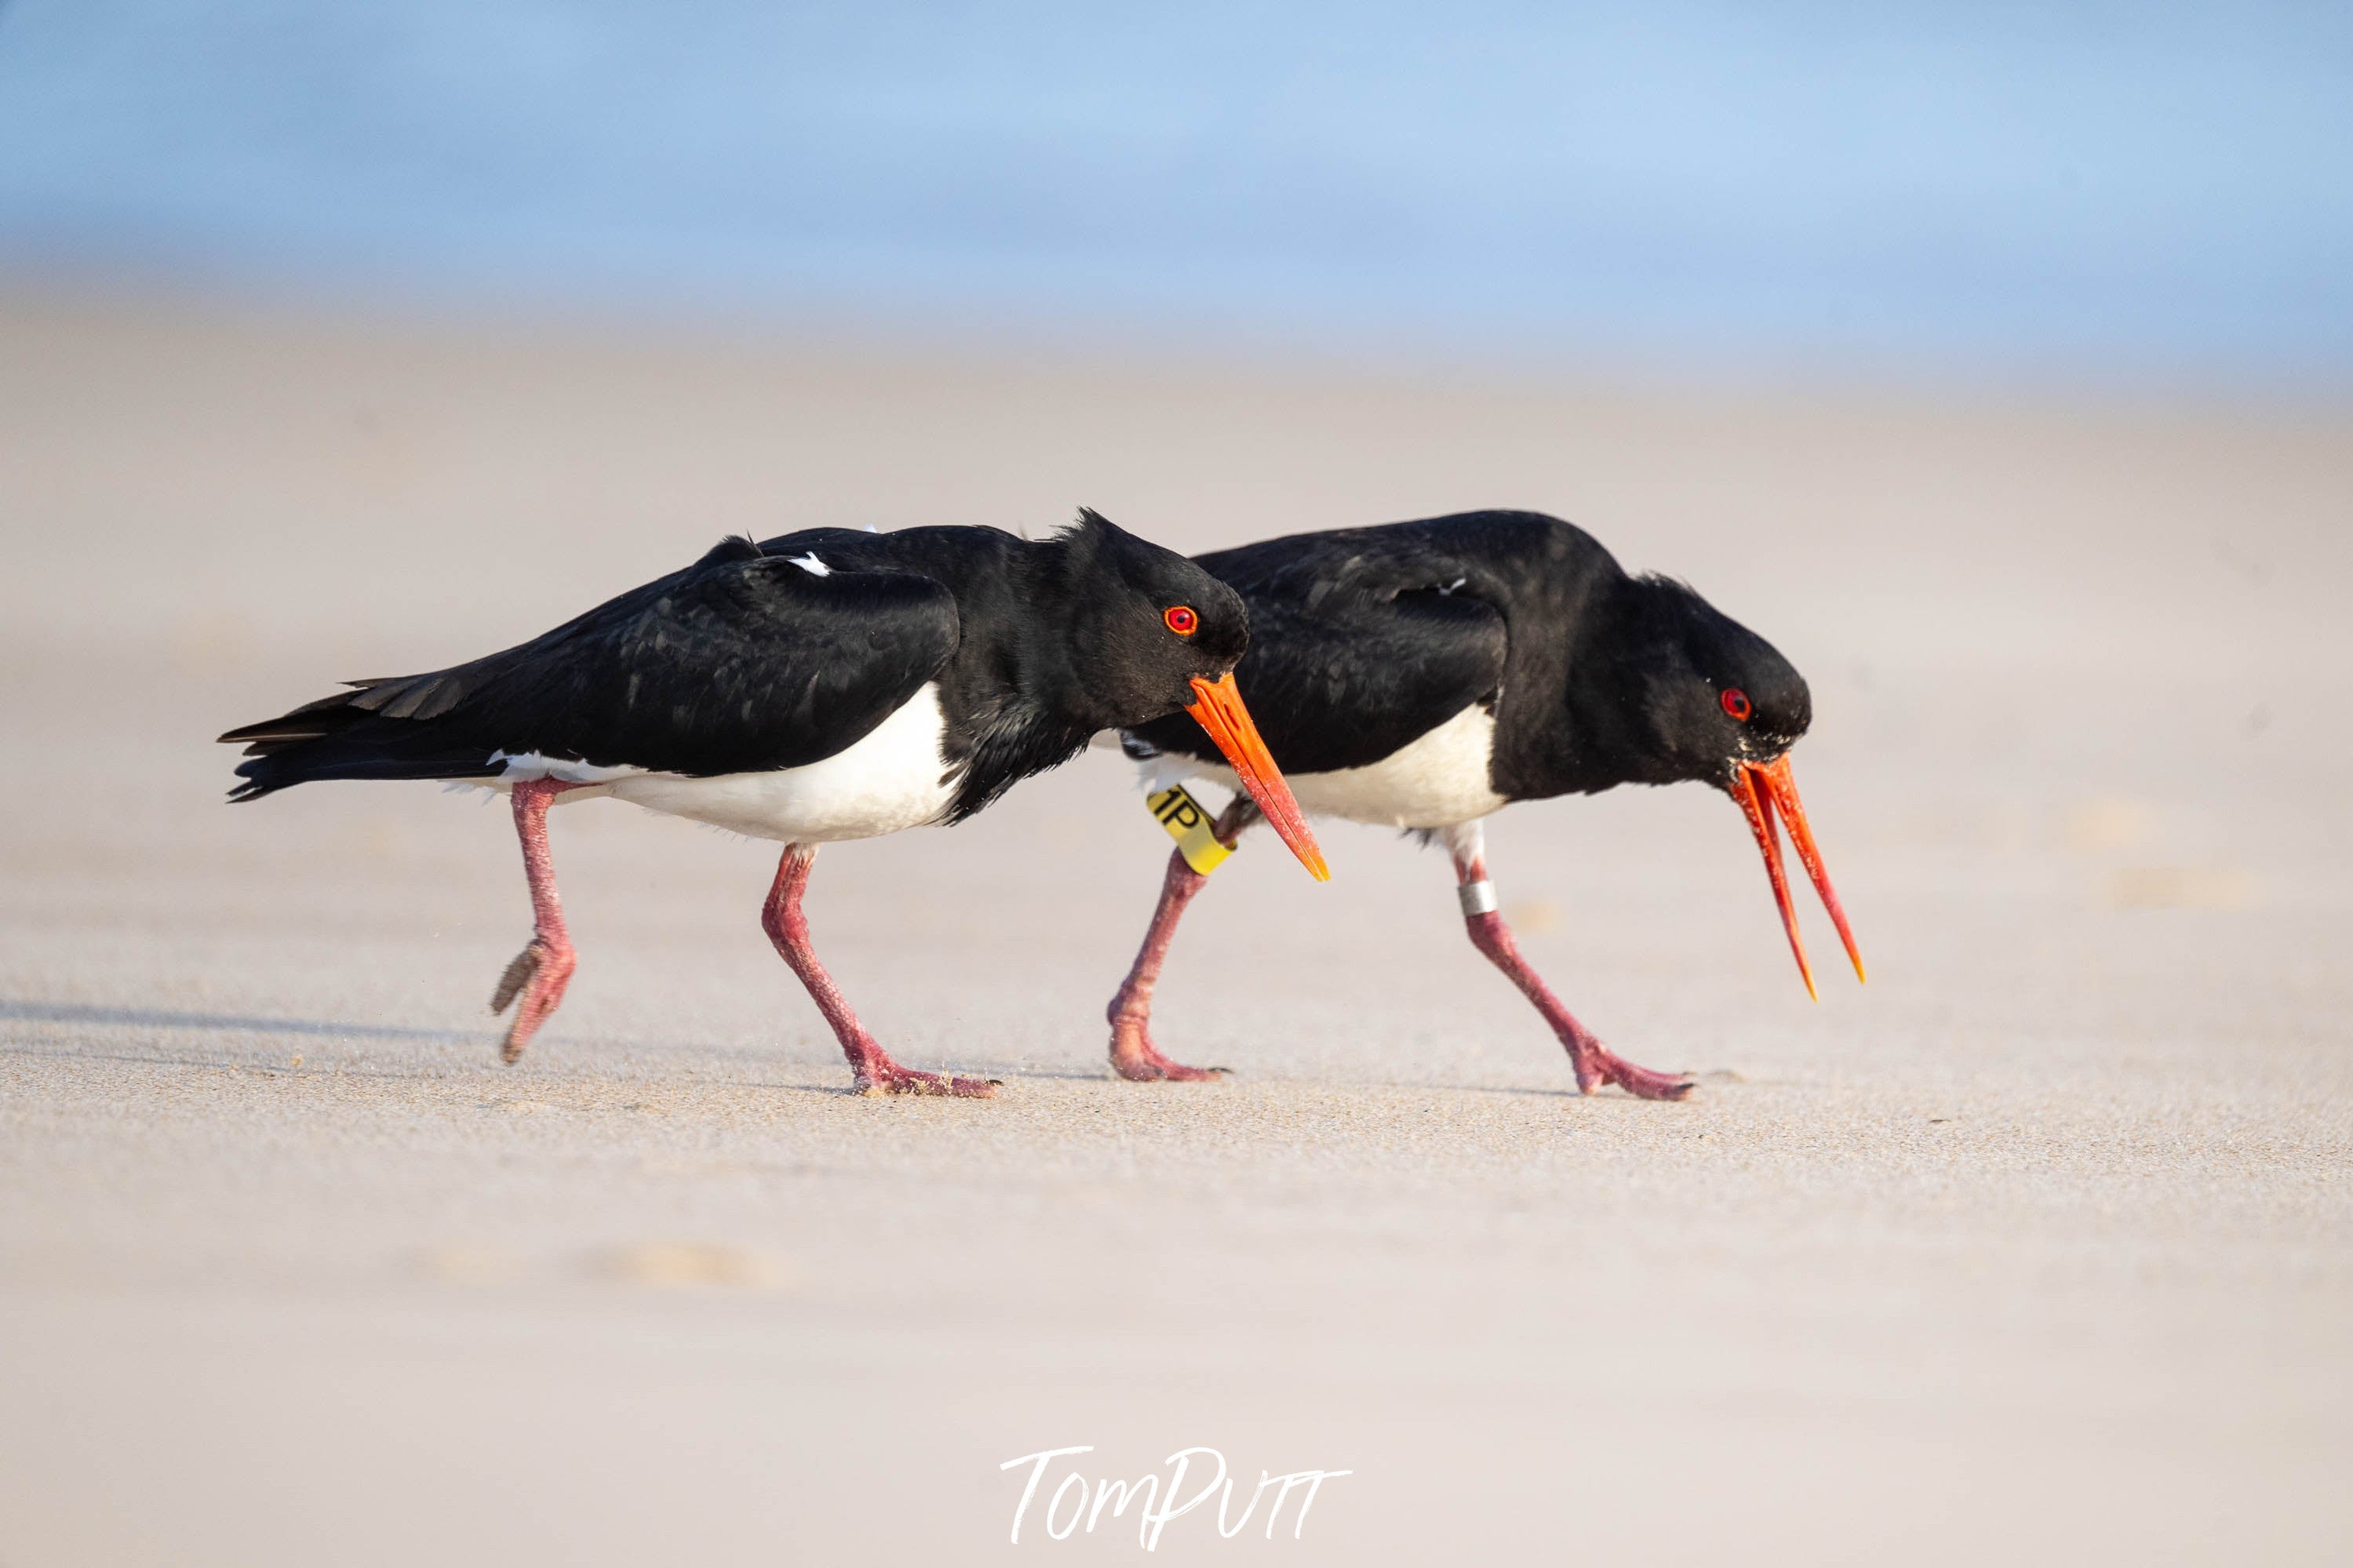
<box><xmin>1727</xmin><ymin>754</ymin><xmax>1864</xmax><ymax>1000</ymax></box>
<box><xmin>1185</xmin><ymin>672</ymin><xmax>1329</xmax><ymax>882</ymax></box>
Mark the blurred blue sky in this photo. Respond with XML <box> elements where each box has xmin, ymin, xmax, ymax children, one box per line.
<box><xmin>2</xmin><ymin>2</ymin><xmax>2348</xmax><ymax>378</ymax></box>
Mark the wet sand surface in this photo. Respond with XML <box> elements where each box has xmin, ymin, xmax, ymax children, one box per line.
<box><xmin>2</xmin><ymin>292</ymin><xmax>2349</xmax><ymax>1564</ymax></box>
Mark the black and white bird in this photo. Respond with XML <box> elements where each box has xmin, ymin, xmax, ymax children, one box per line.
<box><xmin>1108</xmin><ymin>509</ymin><xmax>1861</xmax><ymax>1099</ymax></box>
<box><xmin>221</xmin><ymin>510</ymin><xmax>1328</xmax><ymax>1097</ymax></box>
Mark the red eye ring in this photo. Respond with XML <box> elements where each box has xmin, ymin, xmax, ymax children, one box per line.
<box><xmin>1721</xmin><ymin>688</ymin><xmax>1753</xmax><ymax>722</ymax></box>
<box><xmin>1164</xmin><ymin>605</ymin><xmax>1199</xmax><ymax>636</ymax></box>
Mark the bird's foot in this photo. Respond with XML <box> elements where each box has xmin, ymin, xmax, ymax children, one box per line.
<box><xmin>1567</xmin><ymin>1037</ymin><xmax>1695</xmax><ymax>1101</ymax></box>
<box><xmin>1108</xmin><ymin>1020</ymin><xmax>1228</xmax><ymax>1082</ymax></box>
<box><xmin>490</xmin><ymin>935</ymin><xmax>575</xmax><ymax>1063</ymax></box>
<box><xmin>849</xmin><ymin>1050</ymin><xmax>998</xmax><ymax>1098</ymax></box>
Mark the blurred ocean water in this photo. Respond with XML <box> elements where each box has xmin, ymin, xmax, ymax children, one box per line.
<box><xmin>0</xmin><ymin>2</ymin><xmax>2348</xmax><ymax>378</ymax></box>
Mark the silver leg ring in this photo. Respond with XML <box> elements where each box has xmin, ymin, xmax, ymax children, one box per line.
<box><xmin>1457</xmin><ymin>879</ymin><xmax>1499</xmax><ymax>917</ymax></box>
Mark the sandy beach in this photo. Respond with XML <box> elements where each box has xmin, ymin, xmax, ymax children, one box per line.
<box><xmin>2</xmin><ymin>289</ymin><xmax>2348</xmax><ymax>1564</ymax></box>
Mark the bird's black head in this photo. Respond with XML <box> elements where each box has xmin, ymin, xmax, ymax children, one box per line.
<box><xmin>1051</xmin><ymin>508</ymin><xmax>1327</xmax><ymax>879</ymax></box>
<box><xmin>1608</xmin><ymin>574</ymin><xmax>1813</xmax><ymax>788</ymax></box>
<box><xmin>1588</xmin><ymin>570</ymin><xmax>1860</xmax><ymax>1001</ymax></box>
<box><xmin>1053</xmin><ymin>508</ymin><xmax>1252</xmax><ymax>729</ymax></box>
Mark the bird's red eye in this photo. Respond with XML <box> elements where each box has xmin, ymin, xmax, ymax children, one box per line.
<box><xmin>1721</xmin><ymin>688</ymin><xmax>1753</xmax><ymax>722</ymax></box>
<box><xmin>1164</xmin><ymin>606</ymin><xmax>1198</xmax><ymax>636</ymax></box>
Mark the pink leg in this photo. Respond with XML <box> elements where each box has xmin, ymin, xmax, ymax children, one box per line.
<box><xmin>762</xmin><ymin>845</ymin><xmax>996</xmax><ymax>1098</ymax></box>
<box><xmin>1452</xmin><ymin>840</ymin><xmax>1695</xmax><ymax>1101</ymax></box>
<box><xmin>1105</xmin><ymin>852</ymin><xmax>1226</xmax><ymax>1081</ymax></box>
<box><xmin>1104</xmin><ymin>798</ymin><xmax>1257</xmax><ymax>1082</ymax></box>
<box><xmin>489</xmin><ymin>777</ymin><xmax>581</xmax><ymax>1063</ymax></box>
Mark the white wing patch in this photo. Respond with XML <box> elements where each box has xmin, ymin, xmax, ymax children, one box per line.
<box><xmin>490</xmin><ymin>751</ymin><xmax>645</xmax><ymax>785</ymax></box>
<box><xmin>483</xmin><ymin>686</ymin><xmax>958</xmax><ymax>844</ymax></box>
<box><xmin>1136</xmin><ymin>702</ymin><xmax>1506</xmax><ymax>831</ymax></box>
<box><xmin>611</xmin><ymin>684</ymin><xmax>952</xmax><ymax>842</ymax></box>
<box><xmin>788</xmin><ymin>552</ymin><xmax>832</xmax><ymax>577</ymax></box>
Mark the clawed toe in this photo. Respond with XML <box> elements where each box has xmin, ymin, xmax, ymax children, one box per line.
<box><xmin>1109</xmin><ymin>1021</ymin><xmax>1229</xmax><ymax>1083</ymax></box>
<box><xmin>1614</xmin><ymin>1068</ymin><xmax>1697</xmax><ymax>1101</ymax></box>
<box><xmin>854</xmin><ymin>1064</ymin><xmax>1000</xmax><ymax>1098</ymax></box>
<box><xmin>1111</xmin><ymin>1050</ymin><xmax>1229</xmax><ymax>1082</ymax></box>
<box><xmin>490</xmin><ymin>937</ymin><xmax>574</xmax><ymax>1063</ymax></box>
<box><xmin>1573</xmin><ymin>1042</ymin><xmax>1696</xmax><ymax>1101</ymax></box>
<box><xmin>489</xmin><ymin>942</ymin><xmax>543</xmax><ymax>1016</ymax></box>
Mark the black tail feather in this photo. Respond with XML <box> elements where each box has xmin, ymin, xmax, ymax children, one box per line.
<box><xmin>221</xmin><ymin>689</ymin><xmax>500</xmax><ymax>802</ymax></box>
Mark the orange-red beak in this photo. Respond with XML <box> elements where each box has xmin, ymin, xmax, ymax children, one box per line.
<box><xmin>1727</xmin><ymin>754</ymin><xmax>1863</xmax><ymax>1000</ymax></box>
<box><xmin>1184</xmin><ymin>673</ymin><xmax>1329</xmax><ymax>882</ymax></box>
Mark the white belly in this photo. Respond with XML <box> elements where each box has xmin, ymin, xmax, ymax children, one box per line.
<box><xmin>493</xmin><ymin>683</ymin><xmax>958</xmax><ymax>844</ymax></box>
<box><xmin>1156</xmin><ymin>701</ymin><xmax>1506</xmax><ymax>830</ymax></box>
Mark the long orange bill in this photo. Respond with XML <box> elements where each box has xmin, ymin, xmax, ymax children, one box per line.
<box><xmin>1730</xmin><ymin>755</ymin><xmax>1864</xmax><ymax>1000</ymax></box>
<box><xmin>1755</xmin><ymin>755</ymin><xmax>1865</xmax><ymax>985</ymax></box>
<box><xmin>1185</xmin><ymin>672</ymin><xmax>1329</xmax><ymax>882</ymax></box>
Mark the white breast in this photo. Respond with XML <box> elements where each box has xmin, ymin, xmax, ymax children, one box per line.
<box><xmin>1151</xmin><ymin>701</ymin><xmax>1506</xmax><ymax>831</ymax></box>
<box><xmin>494</xmin><ymin>683</ymin><xmax>958</xmax><ymax>844</ymax></box>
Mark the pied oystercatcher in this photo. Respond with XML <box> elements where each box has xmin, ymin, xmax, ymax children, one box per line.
<box><xmin>221</xmin><ymin>510</ymin><xmax>1328</xmax><ymax>1097</ymax></box>
<box><xmin>1109</xmin><ymin>509</ymin><xmax>1860</xmax><ymax>1099</ymax></box>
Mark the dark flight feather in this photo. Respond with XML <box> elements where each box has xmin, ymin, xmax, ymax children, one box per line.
<box><xmin>222</xmin><ymin>536</ymin><xmax>959</xmax><ymax>801</ymax></box>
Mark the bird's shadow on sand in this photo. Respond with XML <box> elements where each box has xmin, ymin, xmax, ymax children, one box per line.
<box><xmin>0</xmin><ymin>999</ymin><xmax>492</xmax><ymax>1079</ymax></box>
<box><xmin>1432</xmin><ymin>1075</ymin><xmax>1737</xmax><ymax>1104</ymax></box>
<box><xmin>5</xmin><ymin>1000</ymin><xmax>1725</xmax><ymax>1106</ymax></box>
<box><xmin>0</xmin><ymin>998</ymin><xmax>999</xmax><ymax>1101</ymax></box>
<box><xmin>0</xmin><ymin>998</ymin><xmax>477</xmax><ymax>1045</ymax></box>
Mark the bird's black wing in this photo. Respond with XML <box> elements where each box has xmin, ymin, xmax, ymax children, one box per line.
<box><xmin>1126</xmin><ymin>523</ymin><xmax>1512</xmax><ymax>774</ymax></box>
<box><xmin>221</xmin><ymin>537</ymin><xmax>960</xmax><ymax>799</ymax></box>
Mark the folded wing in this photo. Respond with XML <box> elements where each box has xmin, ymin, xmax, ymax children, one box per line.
<box><xmin>1125</xmin><ymin>526</ymin><xmax>1510</xmax><ymax>774</ymax></box>
<box><xmin>220</xmin><ymin>537</ymin><xmax>960</xmax><ymax>799</ymax></box>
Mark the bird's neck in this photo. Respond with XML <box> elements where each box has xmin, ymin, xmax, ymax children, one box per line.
<box><xmin>1558</xmin><ymin>575</ymin><xmax>1692</xmax><ymax>791</ymax></box>
<box><xmin>1489</xmin><ymin>569</ymin><xmax>1675</xmax><ymax>798</ymax></box>
<box><xmin>938</xmin><ymin>536</ymin><xmax>1100</xmax><ymax>822</ymax></box>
